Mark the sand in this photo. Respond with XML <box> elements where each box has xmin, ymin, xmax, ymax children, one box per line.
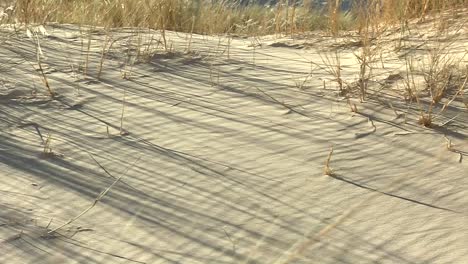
<box><xmin>0</xmin><ymin>14</ymin><xmax>467</xmax><ymax>264</ymax></box>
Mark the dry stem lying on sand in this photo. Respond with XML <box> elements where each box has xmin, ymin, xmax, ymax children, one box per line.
<box><xmin>47</xmin><ymin>155</ymin><xmax>140</xmax><ymax>234</ymax></box>
<box><xmin>323</xmin><ymin>146</ymin><xmax>334</xmax><ymax>176</ymax></box>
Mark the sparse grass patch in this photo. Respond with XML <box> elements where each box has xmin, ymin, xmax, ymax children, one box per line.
<box><xmin>403</xmin><ymin>51</ymin><xmax>467</xmax><ymax>128</ymax></box>
<box><xmin>422</xmin><ymin>45</ymin><xmax>456</xmax><ymax>104</ymax></box>
<box><xmin>40</xmin><ymin>133</ymin><xmax>63</xmax><ymax>158</ymax></box>
<box><xmin>320</xmin><ymin>50</ymin><xmax>346</xmax><ymax>95</ymax></box>
<box><xmin>25</xmin><ymin>25</ymin><xmax>56</xmax><ymax>97</ymax></box>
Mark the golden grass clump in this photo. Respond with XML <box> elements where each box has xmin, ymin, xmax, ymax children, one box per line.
<box><xmin>11</xmin><ymin>0</ymin><xmax>340</xmax><ymax>35</ymax></box>
<box><xmin>380</xmin><ymin>0</ymin><xmax>468</xmax><ymax>23</ymax></box>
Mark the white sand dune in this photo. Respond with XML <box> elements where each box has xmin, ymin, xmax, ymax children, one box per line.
<box><xmin>0</xmin><ymin>18</ymin><xmax>467</xmax><ymax>264</ymax></box>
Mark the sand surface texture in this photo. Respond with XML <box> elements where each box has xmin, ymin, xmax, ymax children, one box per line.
<box><xmin>1</xmin><ymin>17</ymin><xmax>467</xmax><ymax>264</ymax></box>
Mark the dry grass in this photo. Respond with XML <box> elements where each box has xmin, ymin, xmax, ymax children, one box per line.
<box><xmin>47</xmin><ymin>155</ymin><xmax>140</xmax><ymax>234</ymax></box>
<box><xmin>403</xmin><ymin>48</ymin><xmax>467</xmax><ymax>128</ymax></box>
<box><xmin>323</xmin><ymin>146</ymin><xmax>334</xmax><ymax>176</ymax></box>
<box><xmin>8</xmin><ymin>0</ymin><xmax>336</xmax><ymax>35</ymax></box>
<box><xmin>319</xmin><ymin>0</ymin><xmax>466</xmax><ymax>127</ymax></box>
<box><xmin>320</xmin><ymin>50</ymin><xmax>346</xmax><ymax>95</ymax></box>
<box><xmin>25</xmin><ymin>26</ymin><xmax>56</xmax><ymax>97</ymax></box>
<box><xmin>381</xmin><ymin>0</ymin><xmax>467</xmax><ymax>23</ymax></box>
<box><xmin>0</xmin><ymin>0</ymin><xmax>465</xmax><ymax>37</ymax></box>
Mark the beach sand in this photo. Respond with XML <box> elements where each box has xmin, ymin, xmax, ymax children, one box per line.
<box><xmin>1</xmin><ymin>15</ymin><xmax>467</xmax><ymax>263</ymax></box>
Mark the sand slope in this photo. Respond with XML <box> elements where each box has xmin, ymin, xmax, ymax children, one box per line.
<box><xmin>0</xmin><ymin>18</ymin><xmax>467</xmax><ymax>264</ymax></box>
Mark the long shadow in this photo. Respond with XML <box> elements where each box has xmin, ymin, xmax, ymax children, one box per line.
<box><xmin>328</xmin><ymin>174</ymin><xmax>459</xmax><ymax>213</ymax></box>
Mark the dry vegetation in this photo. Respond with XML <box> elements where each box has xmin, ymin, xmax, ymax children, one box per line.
<box><xmin>5</xmin><ymin>0</ymin><xmax>346</xmax><ymax>35</ymax></box>
<box><xmin>324</xmin><ymin>0</ymin><xmax>466</xmax><ymax>126</ymax></box>
<box><xmin>0</xmin><ymin>0</ymin><xmax>465</xmax><ymax>32</ymax></box>
<box><xmin>0</xmin><ymin>0</ymin><xmax>467</xmax><ymax>262</ymax></box>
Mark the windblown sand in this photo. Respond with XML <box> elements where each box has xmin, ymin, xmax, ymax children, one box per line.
<box><xmin>0</xmin><ymin>16</ymin><xmax>467</xmax><ymax>263</ymax></box>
